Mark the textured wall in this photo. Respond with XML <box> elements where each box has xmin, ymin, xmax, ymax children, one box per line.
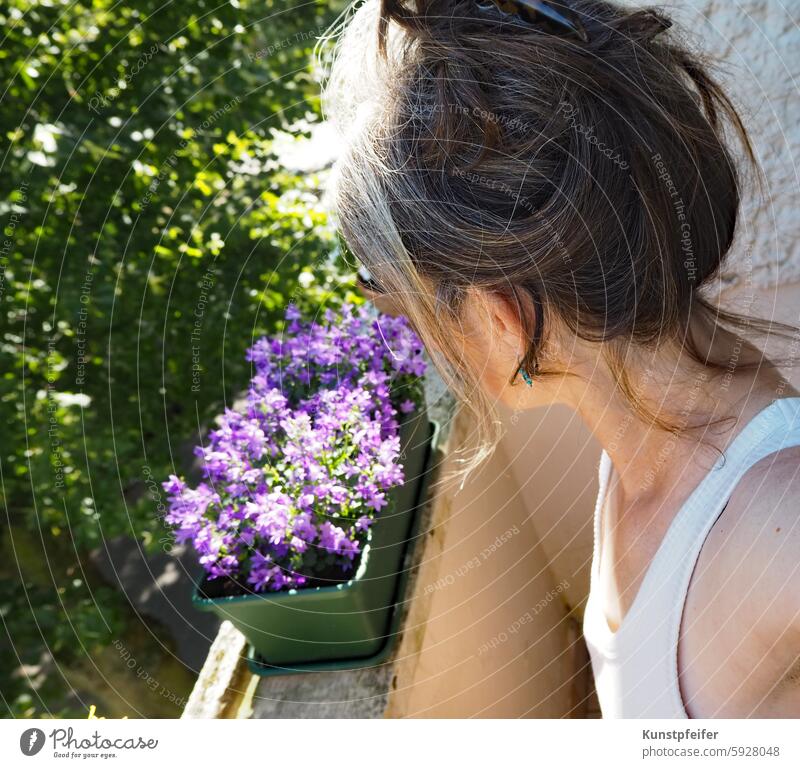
<box><xmin>623</xmin><ymin>0</ymin><xmax>800</xmax><ymax>288</ymax></box>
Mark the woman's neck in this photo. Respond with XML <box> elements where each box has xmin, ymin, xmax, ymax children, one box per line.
<box><xmin>564</xmin><ymin>330</ymin><xmax>794</xmax><ymax>510</ymax></box>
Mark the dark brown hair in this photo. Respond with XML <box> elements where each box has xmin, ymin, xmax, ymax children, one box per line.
<box><xmin>323</xmin><ymin>0</ymin><xmax>791</xmax><ymax>452</ymax></box>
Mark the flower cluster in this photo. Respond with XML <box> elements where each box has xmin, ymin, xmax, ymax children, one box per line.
<box><xmin>163</xmin><ymin>304</ymin><xmax>426</xmax><ymax>592</ymax></box>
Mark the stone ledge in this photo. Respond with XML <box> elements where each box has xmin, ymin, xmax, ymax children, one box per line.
<box><xmin>182</xmin><ymin>621</ymin><xmax>253</xmax><ymax>719</ymax></box>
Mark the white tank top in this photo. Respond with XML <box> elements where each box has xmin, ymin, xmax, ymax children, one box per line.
<box><xmin>583</xmin><ymin>397</ymin><xmax>800</xmax><ymax>718</ymax></box>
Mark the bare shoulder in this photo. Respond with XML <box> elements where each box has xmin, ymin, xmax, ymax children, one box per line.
<box><xmin>725</xmin><ymin>446</ymin><xmax>800</xmax><ymax>628</ymax></box>
<box><xmin>679</xmin><ymin>445</ymin><xmax>800</xmax><ymax>717</ymax></box>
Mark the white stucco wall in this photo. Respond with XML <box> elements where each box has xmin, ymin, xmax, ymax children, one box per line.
<box><xmin>623</xmin><ymin>0</ymin><xmax>800</xmax><ymax>289</ymax></box>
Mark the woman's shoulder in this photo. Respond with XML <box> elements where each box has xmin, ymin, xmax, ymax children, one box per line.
<box><xmin>680</xmin><ymin>445</ymin><xmax>800</xmax><ymax>716</ymax></box>
<box><xmin>725</xmin><ymin>446</ymin><xmax>800</xmax><ymax>632</ymax></box>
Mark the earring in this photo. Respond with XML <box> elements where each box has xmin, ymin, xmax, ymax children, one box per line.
<box><xmin>518</xmin><ymin>360</ymin><xmax>534</xmax><ymax>387</ymax></box>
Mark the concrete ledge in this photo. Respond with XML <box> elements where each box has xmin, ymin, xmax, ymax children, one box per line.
<box><xmin>182</xmin><ymin>621</ymin><xmax>253</xmax><ymax>719</ymax></box>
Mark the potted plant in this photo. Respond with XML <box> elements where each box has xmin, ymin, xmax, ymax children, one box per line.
<box><xmin>163</xmin><ymin>304</ymin><xmax>435</xmax><ymax>666</ymax></box>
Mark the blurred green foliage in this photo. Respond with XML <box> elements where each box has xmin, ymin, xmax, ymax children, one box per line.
<box><xmin>0</xmin><ymin>0</ymin><xmax>353</xmax><ymax>715</ymax></box>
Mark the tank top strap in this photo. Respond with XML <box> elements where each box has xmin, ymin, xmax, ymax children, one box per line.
<box><xmin>625</xmin><ymin>397</ymin><xmax>800</xmax><ymax>716</ymax></box>
<box><xmin>631</xmin><ymin>397</ymin><xmax>800</xmax><ymax>632</ymax></box>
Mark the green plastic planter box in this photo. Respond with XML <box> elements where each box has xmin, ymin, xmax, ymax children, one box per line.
<box><xmin>192</xmin><ymin>409</ymin><xmax>435</xmax><ymax>666</ymax></box>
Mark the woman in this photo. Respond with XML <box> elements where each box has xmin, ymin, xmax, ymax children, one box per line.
<box><xmin>324</xmin><ymin>0</ymin><xmax>800</xmax><ymax>717</ymax></box>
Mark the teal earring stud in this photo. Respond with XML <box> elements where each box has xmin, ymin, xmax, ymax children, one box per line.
<box><xmin>518</xmin><ymin>362</ymin><xmax>534</xmax><ymax>387</ymax></box>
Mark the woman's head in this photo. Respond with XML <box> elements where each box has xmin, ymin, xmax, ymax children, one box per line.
<box><xmin>324</xmin><ymin>0</ymin><xmax>755</xmax><ymax>433</ymax></box>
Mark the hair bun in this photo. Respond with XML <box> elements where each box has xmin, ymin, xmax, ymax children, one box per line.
<box><xmin>615</xmin><ymin>9</ymin><xmax>672</xmax><ymax>43</ymax></box>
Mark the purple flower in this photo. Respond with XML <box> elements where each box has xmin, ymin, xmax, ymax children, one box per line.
<box><xmin>292</xmin><ymin>511</ymin><xmax>317</xmax><ymax>542</ymax></box>
<box><xmin>318</xmin><ymin>521</ymin><xmax>346</xmax><ymax>554</ymax></box>
<box><xmin>355</xmin><ymin>515</ymin><xmax>373</xmax><ymax>532</ymax></box>
<box><xmin>162</xmin><ymin>475</ymin><xmax>186</xmax><ymax>495</ymax></box>
<box><xmin>365</xmin><ymin>493</ymin><xmax>388</xmax><ymax>512</ymax></box>
<box><xmin>337</xmin><ymin>538</ymin><xmax>360</xmax><ymax>562</ymax></box>
<box><xmin>163</xmin><ymin>305</ymin><xmax>426</xmax><ymax>592</ymax></box>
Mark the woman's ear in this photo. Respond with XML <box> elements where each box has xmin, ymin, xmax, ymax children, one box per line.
<box><xmin>468</xmin><ymin>288</ymin><xmax>530</xmax><ymax>360</ymax></box>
